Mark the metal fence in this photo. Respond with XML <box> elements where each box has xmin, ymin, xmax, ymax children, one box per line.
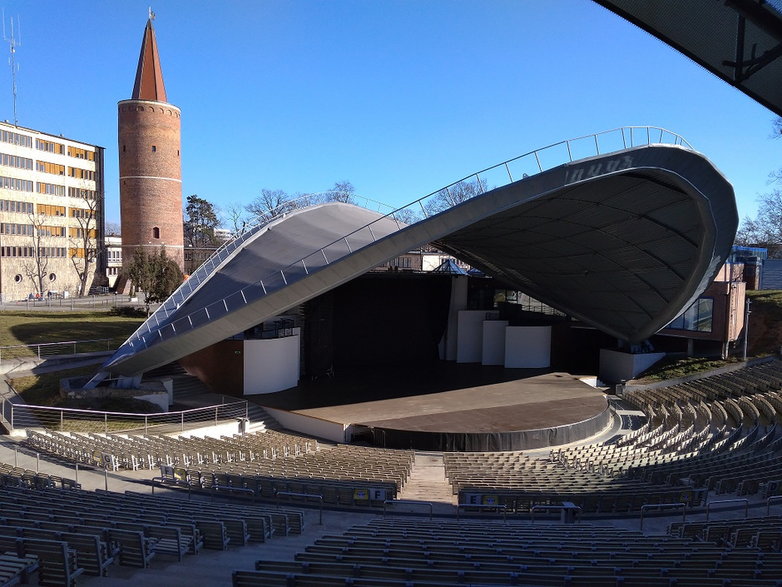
<box><xmin>0</xmin><ymin>339</ymin><xmax>114</xmax><ymax>365</ymax></box>
<box><xmin>0</xmin><ymin>294</ymin><xmax>141</xmax><ymax>311</ymax></box>
<box><xmin>1</xmin><ymin>397</ymin><xmax>249</xmax><ymax>434</ymax></box>
<box><xmin>121</xmin><ymin>126</ymin><xmax>692</xmax><ymax>357</ymax></box>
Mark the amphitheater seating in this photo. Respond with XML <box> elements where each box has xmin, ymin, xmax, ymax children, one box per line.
<box><xmin>441</xmin><ymin>360</ymin><xmax>782</xmax><ymax>513</ymax></box>
<box><xmin>26</xmin><ymin>429</ymin><xmax>414</xmax><ymax>507</ymax></box>
<box><xmin>233</xmin><ymin>518</ymin><xmax>782</xmax><ymax>586</ymax></box>
<box><xmin>0</xmin><ymin>481</ymin><xmax>305</xmax><ymax>580</ymax></box>
<box><xmin>669</xmin><ymin>516</ymin><xmax>782</xmax><ymax>551</ymax></box>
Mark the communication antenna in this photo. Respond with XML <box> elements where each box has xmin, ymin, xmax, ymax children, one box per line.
<box><xmin>2</xmin><ymin>14</ymin><xmax>21</xmax><ymax>126</ymax></box>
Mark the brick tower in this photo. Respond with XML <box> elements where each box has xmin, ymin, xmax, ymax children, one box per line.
<box><xmin>118</xmin><ymin>18</ymin><xmax>184</xmax><ymax>275</ymax></box>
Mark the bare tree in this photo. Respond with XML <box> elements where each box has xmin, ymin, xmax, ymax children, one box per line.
<box><xmin>245</xmin><ymin>189</ymin><xmax>295</xmax><ymax>224</ymax></box>
<box><xmin>22</xmin><ymin>212</ymin><xmax>55</xmax><ymax>296</ymax></box>
<box><xmin>68</xmin><ymin>189</ymin><xmax>99</xmax><ymax>297</ymax></box>
<box><xmin>105</xmin><ymin>221</ymin><xmax>121</xmax><ymax>236</ymax></box>
<box><xmin>391</xmin><ymin>207</ymin><xmax>422</xmax><ymax>225</ymax></box>
<box><xmin>328</xmin><ymin>180</ymin><xmax>355</xmax><ymax>204</ymax></box>
<box><xmin>425</xmin><ymin>177</ymin><xmax>488</xmax><ymax>216</ymax></box>
<box><xmin>223</xmin><ymin>202</ymin><xmax>248</xmax><ymax>236</ymax></box>
<box><xmin>736</xmin><ymin>118</ymin><xmax>782</xmax><ymax>257</ymax></box>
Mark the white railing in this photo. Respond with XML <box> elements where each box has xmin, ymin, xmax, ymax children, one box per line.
<box><xmin>117</xmin><ymin>126</ymin><xmax>692</xmax><ymax>359</ymax></box>
<box><xmin>2</xmin><ymin>397</ymin><xmax>248</xmax><ymax>434</ymax></box>
<box><xmin>0</xmin><ymin>338</ymin><xmax>114</xmax><ymax>365</ymax></box>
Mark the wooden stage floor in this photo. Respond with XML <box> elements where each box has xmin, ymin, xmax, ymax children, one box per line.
<box><xmin>256</xmin><ymin>363</ymin><xmax>607</xmax><ymax>434</ymax></box>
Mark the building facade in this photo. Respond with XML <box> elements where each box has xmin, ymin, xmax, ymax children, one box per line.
<box><xmin>0</xmin><ymin>122</ymin><xmax>105</xmax><ymax>302</ymax></box>
<box><xmin>118</xmin><ymin>18</ymin><xmax>184</xmax><ymax>275</ymax></box>
<box><xmin>105</xmin><ymin>234</ymin><xmax>122</xmax><ymax>288</ymax></box>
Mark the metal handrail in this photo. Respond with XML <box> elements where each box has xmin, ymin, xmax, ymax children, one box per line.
<box><xmin>383</xmin><ymin>499</ymin><xmax>434</xmax><ymax>520</ymax></box>
<box><xmin>639</xmin><ymin>502</ymin><xmax>687</xmax><ymax>531</ymax></box>
<box><xmin>8</xmin><ymin>398</ymin><xmax>248</xmax><ymax>433</ymax></box>
<box><xmin>151</xmin><ymin>475</ymin><xmax>193</xmax><ymax>500</ymax></box>
<box><xmin>211</xmin><ymin>484</ymin><xmax>255</xmax><ymax>502</ymax></box>
<box><xmin>457</xmin><ymin>503</ymin><xmax>507</xmax><ymax>522</ymax></box>
<box><xmin>275</xmin><ymin>491</ymin><xmax>324</xmax><ymax>524</ymax></box>
<box><xmin>0</xmin><ymin>338</ymin><xmax>114</xmax><ymax>364</ymax></box>
<box><xmin>705</xmin><ymin>498</ymin><xmax>749</xmax><ymax>521</ymax></box>
<box><xmin>767</xmin><ymin>495</ymin><xmax>782</xmax><ymax>516</ymax></box>
<box><xmin>117</xmin><ymin>126</ymin><xmax>693</xmax><ymax>358</ymax></box>
<box><xmin>530</xmin><ymin>504</ymin><xmax>582</xmax><ymax>524</ymax></box>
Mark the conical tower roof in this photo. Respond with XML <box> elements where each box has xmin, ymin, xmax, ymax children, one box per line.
<box><xmin>131</xmin><ymin>19</ymin><xmax>167</xmax><ymax>102</ymax></box>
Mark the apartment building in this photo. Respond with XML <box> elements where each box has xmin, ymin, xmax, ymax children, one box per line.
<box><xmin>0</xmin><ymin>121</ymin><xmax>105</xmax><ymax>301</ymax></box>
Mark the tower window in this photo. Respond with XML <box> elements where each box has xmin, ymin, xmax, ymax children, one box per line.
<box><xmin>153</xmin><ymin>227</ymin><xmax>160</xmax><ymax>239</ymax></box>
<box><xmin>152</xmin><ymin>145</ymin><xmax>156</xmax><ymax>152</ymax></box>
<box><xmin>123</xmin><ymin>145</ymin><xmax>126</xmax><ymax>152</ymax></box>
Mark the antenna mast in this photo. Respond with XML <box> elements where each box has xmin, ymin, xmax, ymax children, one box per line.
<box><xmin>3</xmin><ymin>15</ymin><xmax>20</xmax><ymax>126</ymax></box>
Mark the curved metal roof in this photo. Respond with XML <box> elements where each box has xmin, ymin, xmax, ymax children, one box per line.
<box><xmin>99</xmin><ymin>128</ymin><xmax>736</xmax><ymax>379</ymax></box>
<box><xmin>594</xmin><ymin>0</ymin><xmax>782</xmax><ymax>117</ymax></box>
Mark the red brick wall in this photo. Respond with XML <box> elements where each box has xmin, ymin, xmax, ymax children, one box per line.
<box><xmin>118</xmin><ymin>100</ymin><xmax>184</xmax><ymax>270</ymax></box>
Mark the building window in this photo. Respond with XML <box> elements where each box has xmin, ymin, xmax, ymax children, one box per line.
<box><xmin>68</xmin><ymin>187</ymin><xmax>97</xmax><ymax>200</ymax></box>
<box><xmin>36</xmin><ymin>139</ymin><xmax>65</xmax><ymax>154</ymax></box>
<box><xmin>37</xmin><ymin>182</ymin><xmax>66</xmax><ymax>196</ymax></box>
<box><xmin>667</xmin><ymin>298</ymin><xmax>714</xmax><ymax>333</ymax></box>
<box><xmin>0</xmin><ymin>129</ymin><xmax>32</xmax><ymax>148</ymax></box>
<box><xmin>67</xmin><ymin>167</ymin><xmax>95</xmax><ymax>181</ymax></box>
<box><xmin>70</xmin><ymin>208</ymin><xmax>94</xmax><ymax>219</ymax></box>
<box><xmin>152</xmin><ymin>145</ymin><xmax>156</xmax><ymax>152</ymax></box>
<box><xmin>0</xmin><ymin>199</ymin><xmax>34</xmax><ymax>213</ymax></box>
<box><xmin>0</xmin><ymin>223</ymin><xmax>34</xmax><ymax>236</ymax></box>
<box><xmin>0</xmin><ymin>152</ymin><xmax>33</xmax><ymax>170</ymax></box>
<box><xmin>0</xmin><ymin>176</ymin><xmax>33</xmax><ymax>192</ymax></box>
<box><xmin>67</xmin><ymin>146</ymin><xmax>95</xmax><ymax>160</ymax></box>
<box><xmin>36</xmin><ymin>160</ymin><xmax>65</xmax><ymax>175</ymax></box>
<box><xmin>37</xmin><ymin>225</ymin><xmax>66</xmax><ymax>237</ymax></box>
<box><xmin>153</xmin><ymin>227</ymin><xmax>160</xmax><ymax>239</ymax></box>
<box><xmin>49</xmin><ymin>273</ymin><xmax>56</xmax><ymax>282</ymax></box>
<box><xmin>36</xmin><ymin>204</ymin><xmax>66</xmax><ymax>217</ymax></box>
<box><xmin>14</xmin><ymin>274</ymin><xmax>22</xmax><ymax>283</ymax></box>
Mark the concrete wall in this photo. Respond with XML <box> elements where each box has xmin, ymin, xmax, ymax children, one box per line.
<box><xmin>243</xmin><ymin>332</ymin><xmax>300</xmax><ymax>395</ymax></box>
<box><xmin>263</xmin><ymin>406</ymin><xmax>348</xmax><ymax>443</ymax></box>
<box><xmin>599</xmin><ymin>348</ymin><xmax>666</xmax><ymax>384</ymax></box>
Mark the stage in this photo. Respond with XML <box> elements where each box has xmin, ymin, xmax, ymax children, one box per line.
<box><xmin>254</xmin><ymin>363</ymin><xmax>612</xmax><ymax>451</ymax></box>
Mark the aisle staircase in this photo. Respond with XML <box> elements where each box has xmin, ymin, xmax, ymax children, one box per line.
<box><xmin>398</xmin><ymin>451</ymin><xmax>457</xmax><ymax>507</ymax></box>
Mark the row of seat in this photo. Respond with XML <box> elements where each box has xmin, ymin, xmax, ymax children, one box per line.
<box><xmin>25</xmin><ymin>428</ymin><xmax>318</xmax><ymax>471</ymax></box>
<box><xmin>233</xmin><ymin>517</ymin><xmax>782</xmax><ymax>586</ymax></box>
<box><xmin>668</xmin><ymin>516</ymin><xmax>782</xmax><ymax>550</ymax></box>
<box><xmin>0</xmin><ymin>478</ymin><xmax>306</xmax><ymax>582</ymax></box>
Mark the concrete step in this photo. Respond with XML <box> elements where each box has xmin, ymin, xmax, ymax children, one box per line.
<box><xmin>398</xmin><ymin>452</ymin><xmax>457</xmax><ymax>507</ymax></box>
<box><xmin>246</xmin><ymin>402</ymin><xmax>281</xmax><ymax>432</ymax></box>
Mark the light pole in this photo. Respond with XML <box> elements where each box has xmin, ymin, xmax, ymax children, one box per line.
<box><xmin>742</xmin><ymin>298</ymin><xmax>751</xmax><ymax>362</ymax></box>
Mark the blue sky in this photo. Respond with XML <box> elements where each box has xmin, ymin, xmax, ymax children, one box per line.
<box><xmin>0</xmin><ymin>0</ymin><xmax>779</xmax><ymax>226</ymax></box>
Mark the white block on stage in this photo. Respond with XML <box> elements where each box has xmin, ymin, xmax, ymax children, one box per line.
<box><xmin>482</xmin><ymin>320</ymin><xmax>509</xmax><ymax>365</ymax></box>
<box><xmin>456</xmin><ymin>310</ymin><xmax>490</xmax><ymax>363</ymax></box>
<box><xmin>504</xmin><ymin>326</ymin><xmax>551</xmax><ymax>368</ymax></box>
<box><xmin>244</xmin><ymin>332</ymin><xmax>301</xmax><ymax>395</ymax></box>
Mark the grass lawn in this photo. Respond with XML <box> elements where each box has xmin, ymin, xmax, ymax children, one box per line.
<box><xmin>10</xmin><ymin>366</ymin><xmax>98</xmax><ymax>406</ymax></box>
<box><xmin>0</xmin><ymin>311</ymin><xmax>144</xmax><ymax>357</ymax></box>
<box><xmin>1</xmin><ymin>310</ymin><xmax>145</xmax><ymax>407</ymax></box>
<box><xmin>634</xmin><ymin>356</ymin><xmax>739</xmax><ymax>383</ymax></box>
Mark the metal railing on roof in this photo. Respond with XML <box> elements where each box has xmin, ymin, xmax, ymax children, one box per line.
<box><xmin>116</xmin><ymin>126</ymin><xmax>692</xmax><ymax>359</ymax></box>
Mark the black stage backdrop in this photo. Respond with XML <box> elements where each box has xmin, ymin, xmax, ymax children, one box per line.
<box><xmin>304</xmin><ymin>273</ymin><xmax>452</xmax><ymax>373</ymax></box>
